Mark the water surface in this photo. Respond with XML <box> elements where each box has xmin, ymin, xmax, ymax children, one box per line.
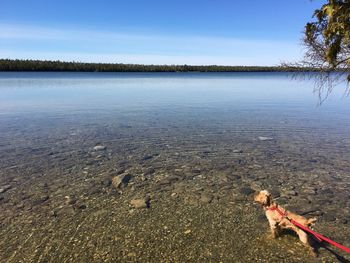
<box><xmin>0</xmin><ymin>72</ymin><xmax>349</xmax><ymax>262</ymax></box>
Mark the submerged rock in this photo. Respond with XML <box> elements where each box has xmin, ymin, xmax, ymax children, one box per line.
<box><xmin>302</xmin><ymin>187</ymin><xmax>317</xmax><ymax>195</ymax></box>
<box><xmin>184</xmin><ymin>229</ymin><xmax>192</xmax><ymax>235</ymax></box>
<box><xmin>32</xmin><ymin>195</ymin><xmax>50</xmax><ymax>206</ymax></box>
<box><xmin>130</xmin><ymin>198</ymin><xmax>150</xmax><ymax>209</ymax></box>
<box><xmin>76</xmin><ymin>203</ymin><xmax>87</xmax><ymax>210</ymax></box>
<box><xmin>142</xmin><ymin>155</ymin><xmax>154</xmax><ymax>161</ymax></box>
<box><xmin>322</xmin><ymin>214</ymin><xmax>336</xmax><ymax>222</ymax></box>
<box><xmin>284</xmin><ymin>190</ymin><xmax>298</xmax><ymax>197</ymax></box>
<box><xmin>101</xmin><ymin>178</ymin><xmax>112</xmax><ymax>187</ymax></box>
<box><xmin>64</xmin><ymin>195</ymin><xmax>77</xmax><ymax>205</ymax></box>
<box><xmin>258</xmin><ymin>136</ymin><xmax>274</xmax><ymax>141</ymax></box>
<box><xmin>158</xmin><ymin>176</ymin><xmax>179</xmax><ymax>186</ymax></box>
<box><xmin>200</xmin><ymin>193</ymin><xmax>213</xmax><ymax>204</ymax></box>
<box><xmin>112</xmin><ymin>173</ymin><xmax>132</xmax><ymax>190</ymax></box>
<box><xmin>339</xmin><ymin>218</ymin><xmax>348</xmax><ymax>224</ymax></box>
<box><xmin>239</xmin><ymin>187</ymin><xmax>255</xmax><ymax>196</ymax></box>
<box><xmin>0</xmin><ymin>185</ymin><xmax>12</xmax><ymax>194</ymax></box>
<box><xmin>93</xmin><ymin>145</ymin><xmax>107</xmax><ymax>151</ymax></box>
<box><xmin>49</xmin><ymin>210</ymin><xmax>58</xmax><ymax>217</ymax></box>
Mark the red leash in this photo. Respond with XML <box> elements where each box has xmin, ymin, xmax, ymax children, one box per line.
<box><xmin>267</xmin><ymin>205</ymin><xmax>350</xmax><ymax>254</ymax></box>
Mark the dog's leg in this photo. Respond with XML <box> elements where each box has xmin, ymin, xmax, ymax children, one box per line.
<box><xmin>267</xmin><ymin>217</ymin><xmax>279</xmax><ymax>239</ymax></box>
<box><xmin>295</xmin><ymin>228</ymin><xmax>317</xmax><ymax>257</ymax></box>
<box><xmin>270</xmin><ymin>225</ymin><xmax>279</xmax><ymax>239</ymax></box>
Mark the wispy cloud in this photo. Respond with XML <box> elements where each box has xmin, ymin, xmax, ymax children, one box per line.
<box><xmin>0</xmin><ymin>23</ymin><xmax>302</xmax><ymax>65</ymax></box>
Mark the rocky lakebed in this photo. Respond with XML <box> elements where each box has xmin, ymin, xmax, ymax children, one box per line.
<box><xmin>0</xmin><ymin>109</ymin><xmax>350</xmax><ymax>263</ymax></box>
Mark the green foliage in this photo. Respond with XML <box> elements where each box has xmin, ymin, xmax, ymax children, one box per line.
<box><xmin>305</xmin><ymin>0</ymin><xmax>350</xmax><ymax>70</ymax></box>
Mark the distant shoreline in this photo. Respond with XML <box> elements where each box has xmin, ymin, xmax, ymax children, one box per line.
<box><xmin>0</xmin><ymin>59</ymin><xmax>315</xmax><ymax>73</ymax></box>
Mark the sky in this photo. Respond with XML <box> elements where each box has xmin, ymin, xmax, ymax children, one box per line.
<box><xmin>0</xmin><ymin>0</ymin><xmax>325</xmax><ymax>66</ymax></box>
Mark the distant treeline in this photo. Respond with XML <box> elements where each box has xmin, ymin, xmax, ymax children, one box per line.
<box><xmin>0</xmin><ymin>59</ymin><xmax>312</xmax><ymax>72</ymax></box>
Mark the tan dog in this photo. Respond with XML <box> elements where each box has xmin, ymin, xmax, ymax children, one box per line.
<box><xmin>254</xmin><ymin>190</ymin><xmax>317</xmax><ymax>256</ymax></box>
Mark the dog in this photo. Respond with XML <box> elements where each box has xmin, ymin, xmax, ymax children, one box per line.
<box><xmin>254</xmin><ymin>190</ymin><xmax>317</xmax><ymax>256</ymax></box>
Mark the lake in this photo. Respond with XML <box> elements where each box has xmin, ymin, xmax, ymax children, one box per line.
<box><xmin>0</xmin><ymin>72</ymin><xmax>349</xmax><ymax>262</ymax></box>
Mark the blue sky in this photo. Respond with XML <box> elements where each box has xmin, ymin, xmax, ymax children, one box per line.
<box><xmin>0</xmin><ymin>0</ymin><xmax>324</xmax><ymax>65</ymax></box>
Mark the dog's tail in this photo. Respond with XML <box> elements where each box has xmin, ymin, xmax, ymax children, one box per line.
<box><xmin>307</xmin><ymin>217</ymin><xmax>317</xmax><ymax>226</ymax></box>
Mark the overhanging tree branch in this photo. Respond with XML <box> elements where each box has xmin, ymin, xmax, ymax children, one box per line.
<box><xmin>283</xmin><ymin>0</ymin><xmax>350</xmax><ymax>103</ymax></box>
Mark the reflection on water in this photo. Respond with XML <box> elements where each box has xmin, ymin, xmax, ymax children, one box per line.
<box><xmin>0</xmin><ymin>72</ymin><xmax>348</xmax><ymax>113</ymax></box>
<box><xmin>0</xmin><ymin>72</ymin><xmax>349</xmax><ymax>262</ymax></box>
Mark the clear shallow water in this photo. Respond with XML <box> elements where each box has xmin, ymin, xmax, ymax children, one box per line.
<box><xmin>0</xmin><ymin>72</ymin><xmax>349</xmax><ymax>262</ymax></box>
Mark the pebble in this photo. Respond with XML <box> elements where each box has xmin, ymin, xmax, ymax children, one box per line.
<box><xmin>258</xmin><ymin>136</ymin><xmax>274</xmax><ymax>141</ymax></box>
<box><xmin>284</xmin><ymin>190</ymin><xmax>298</xmax><ymax>196</ymax></box>
<box><xmin>339</xmin><ymin>219</ymin><xmax>348</xmax><ymax>224</ymax></box>
<box><xmin>130</xmin><ymin>198</ymin><xmax>149</xmax><ymax>209</ymax></box>
<box><xmin>158</xmin><ymin>176</ymin><xmax>179</xmax><ymax>186</ymax></box>
<box><xmin>142</xmin><ymin>155</ymin><xmax>154</xmax><ymax>161</ymax></box>
<box><xmin>0</xmin><ymin>184</ymin><xmax>12</xmax><ymax>194</ymax></box>
<box><xmin>93</xmin><ymin>145</ymin><xmax>106</xmax><ymax>151</ymax></box>
<box><xmin>305</xmin><ymin>210</ymin><xmax>323</xmax><ymax>216</ymax></box>
<box><xmin>302</xmin><ymin>188</ymin><xmax>317</xmax><ymax>195</ymax></box>
<box><xmin>127</xmin><ymin>252</ymin><xmax>136</xmax><ymax>257</ymax></box>
<box><xmin>16</xmin><ymin>203</ymin><xmax>24</xmax><ymax>209</ymax></box>
<box><xmin>322</xmin><ymin>214</ymin><xmax>336</xmax><ymax>222</ymax></box>
<box><xmin>50</xmin><ymin>210</ymin><xmax>58</xmax><ymax>217</ymax></box>
<box><xmin>143</xmin><ymin>167</ymin><xmax>155</xmax><ymax>175</ymax></box>
<box><xmin>184</xmin><ymin>229</ymin><xmax>192</xmax><ymax>234</ymax></box>
<box><xmin>65</xmin><ymin>195</ymin><xmax>77</xmax><ymax>205</ymax></box>
<box><xmin>77</xmin><ymin>203</ymin><xmax>87</xmax><ymax>210</ymax></box>
<box><xmin>32</xmin><ymin>195</ymin><xmax>49</xmax><ymax>206</ymax></box>
<box><xmin>112</xmin><ymin>173</ymin><xmax>132</xmax><ymax>189</ymax></box>
<box><xmin>101</xmin><ymin>178</ymin><xmax>112</xmax><ymax>187</ymax></box>
<box><xmin>200</xmin><ymin>193</ymin><xmax>213</xmax><ymax>204</ymax></box>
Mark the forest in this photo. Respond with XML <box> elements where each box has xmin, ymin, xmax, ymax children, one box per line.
<box><xmin>0</xmin><ymin>59</ymin><xmax>310</xmax><ymax>72</ymax></box>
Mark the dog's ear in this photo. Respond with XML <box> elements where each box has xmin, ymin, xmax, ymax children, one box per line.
<box><xmin>259</xmin><ymin>190</ymin><xmax>272</xmax><ymax>206</ymax></box>
<box><xmin>265</xmin><ymin>192</ymin><xmax>271</xmax><ymax>206</ymax></box>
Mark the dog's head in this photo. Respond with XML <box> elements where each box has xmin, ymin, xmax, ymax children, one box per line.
<box><xmin>254</xmin><ymin>190</ymin><xmax>272</xmax><ymax>207</ymax></box>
